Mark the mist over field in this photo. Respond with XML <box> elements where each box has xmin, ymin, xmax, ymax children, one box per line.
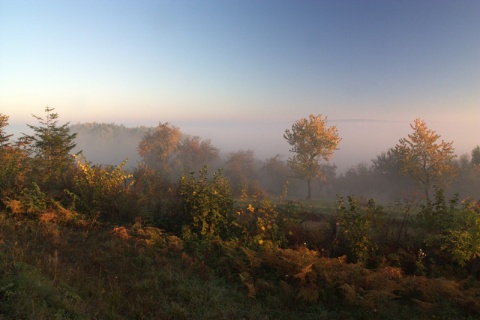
<box><xmin>5</xmin><ymin>118</ymin><xmax>478</xmax><ymax>175</ymax></box>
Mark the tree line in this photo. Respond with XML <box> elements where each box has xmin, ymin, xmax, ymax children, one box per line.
<box><xmin>1</xmin><ymin>108</ymin><xmax>479</xmax><ymax>204</ymax></box>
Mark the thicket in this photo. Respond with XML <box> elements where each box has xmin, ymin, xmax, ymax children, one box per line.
<box><xmin>1</xmin><ymin>110</ymin><xmax>480</xmax><ymax>319</ymax></box>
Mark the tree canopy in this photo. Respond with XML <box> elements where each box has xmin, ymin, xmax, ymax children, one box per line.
<box><xmin>284</xmin><ymin>114</ymin><xmax>341</xmax><ymax>200</ymax></box>
<box><xmin>393</xmin><ymin>118</ymin><xmax>456</xmax><ymax>202</ymax></box>
<box><xmin>138</xmin><ymin>123</ymin><xmax>220</xmax><ymax>180</ymax></box>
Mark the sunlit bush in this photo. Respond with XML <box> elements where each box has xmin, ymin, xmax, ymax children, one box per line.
<box><xmin>67</xmin><ymin>154</ymin><xmax>133</xmax><ymax>220</ymax></box>
<box><xmin>178</xmin><ymin>167</ymin><xmax>234</xmax><ymax>242</ymax></box>
<box><xmin>234</xmin><ymin>186</ymin><xmax>301</xmax><ymax>248</ymax></box>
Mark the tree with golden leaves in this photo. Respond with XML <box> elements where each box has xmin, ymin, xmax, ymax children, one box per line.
<box><xmin>393</xmin><ymin>118</ymin><xmax>457</xmax><ymax>202</ymax></box>
<box><xmin>284</xmin><ymin>114</ymin><xmax>341</xmax><ymax>200</ymax></box>
<box><xmin>138</xmin><ymin>122</ymin><xmax>181</xmax><ymax>176</ymax></box>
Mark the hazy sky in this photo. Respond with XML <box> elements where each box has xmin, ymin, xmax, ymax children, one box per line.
<box><xmin>1</xmin><ymin>0</ymin><xmax>479</xmax><ymax>170</ymax></box>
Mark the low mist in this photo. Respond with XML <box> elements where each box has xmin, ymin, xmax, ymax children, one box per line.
<box><xmin>58</xmin><ymin>120</ymin><xmax>479</xmax><ymax>203</ymax></box>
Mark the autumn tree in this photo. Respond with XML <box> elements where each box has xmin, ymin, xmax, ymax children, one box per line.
<box><xmin>224</xmin><ymin>150</ymin><xmax>262</xmax><ymax>196</ymax></box>
<box><xmin>138</xmin><ymin>122</ymin><xmax>181</xmax><ymax>177</ymax></box>
<box><xmin>393</xmin><ymin>118</ymin><xmax>456</xmax><ymax>202</ymax></box>
<box><xmin>284</xmin><ymin>114</ymin><xmax>341</xmax><ymax>200</ymax></box>
<box><xmin>22</xmin><ymin>107</ymin><xmax>77</xmax><ymax>192</ymax></box>
<box><xmin>174</xmin><ymin>136</ymin><xmax>219</xmax><ymax>174</ymax></box>
<box><xmin>0</xmin><ymin>114</ymin><xmax>29</xmax><ymax>198</ymax></box>
<box><xmin>261</xmin><ymin>155</ymin><xmax>291</xmax><ymax>195</ymax></box>
<box><xmin>472</xmin><ymin>145</ymin><xmax>480</xmax><ymax>166</ymax></box>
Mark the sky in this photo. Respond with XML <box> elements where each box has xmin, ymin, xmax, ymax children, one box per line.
<box><xmin>1</xmin><ymin>0</ymin><xmax>479</xmax><ymax>170</ymax></box>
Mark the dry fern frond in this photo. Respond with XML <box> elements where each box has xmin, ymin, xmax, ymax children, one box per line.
<box><xmin>40</xmin><ymin>211</ymin><xmax>57</xmax><ymax>223</ymax></box>
<box><xmin>166</xmin><ymin>235</ymin><xmax>183</xmax><ymax>252</ymax></box>
<box><xmin>380</xmin><ymin>266</ymin><xmax>403</xmax><ymax>280</ymax></box>
<box><xmin>56</xmin><ymin>206</ymin><xmax>75</xmax><ymax>221</ymax></box>
<box><xmin>294</xmin><ymin>263</ymin><xmax>313</xmax><ymax>281</ymax></box>
<box><xmin>4</xmin><ymin>199</ymin><xmax>24</xmax><ymax>214</ymax></box>
<box><xmin>111</xmin><ymin>226</ymin><xmax>131</xmax><ymax>240</ymax></box>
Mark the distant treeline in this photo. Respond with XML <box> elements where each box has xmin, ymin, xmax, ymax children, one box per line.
<box><xmin>70</xmin><ymin>122</ymin><xmax>480</xmax><ymax>202</ymax></box>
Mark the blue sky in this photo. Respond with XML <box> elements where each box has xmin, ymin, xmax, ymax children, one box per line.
<box><xmin>1</xmin><ymin>0</ymin><xmax>479</xmax><ymax>169</ymax></box>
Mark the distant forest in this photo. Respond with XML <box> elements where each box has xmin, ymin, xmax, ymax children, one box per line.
<box><xmin>70</xmin><ymin>122</ymin><xmax>480</xmax><ymax>202</ymax></box>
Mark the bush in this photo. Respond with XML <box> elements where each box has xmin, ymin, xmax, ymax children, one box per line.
<box><xmin>234</xmin><ymin>186</ymin><xmax>301</xmax><ymax>248</ymax></box>
<box><xmin>333</xmin><ymin>196</ymin><xmax>385</xmax><ymax>266</ymax></box>
<box><xmin>178</xmin><ymin>167</ymin><xmax>235</xmax><ymax>242</ymax></box>
<box><xmin>67</xmin><ymin>155</ymin><xmax>133</xmax><ymax>220</ymax></box>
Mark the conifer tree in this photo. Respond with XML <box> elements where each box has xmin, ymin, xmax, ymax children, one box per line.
<box><xmin>0</xmin><ymin>113</ymin><xmax>13</xmax><ymax>148</ymax></box>
<box><xmin>22</xmin><ymin>107</ymin><xmax>77</xmax><ymax>191</ymax></box>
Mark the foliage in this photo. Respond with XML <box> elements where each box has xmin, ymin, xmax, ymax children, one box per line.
<box><xmin>0</xmin><ymin>147</ymin><xmax>29</xmax><ymax>200</ymax></box>
<box><xmin>440</xmin><ymin>200</ymin><xmax>480</xmax><ymax>267</ymax></box>
<box><xmin>261</xmin><ymin>154</ymin><xmax>299</xmax><ymax>196</ymax></box>
<box><xmin>472</xmin><ymin>145</ymin><xmax>480</xmax><ymax>166</ymax></box>
<box><xmin>0</xmin><ymin>113</ymin><xmax>14</xmax><ymax>148</ymax></box>
<box><xmin>178</xmin><ymin>167</ymin><xmax>235</xmax><ymax>242</ymax></box>
<box><xmin>68</xmin><ymin>154</ymin><xmax>133</xmax><ymax>220</ymax></box>
<box><xmin>393</xmin><ymin>119</ymin><xmax>457</xmax><ymax>202</ymax></box>
<box><xmin>174</xmin><ymin>136</ymin><xmax>220</xmax><ymax>174</ymax></box>
<box><xmin>284</xmin><ymin>114</ymin><xmax>341</xmax><ymax>200</ymax></box>
<box><xmin>138</xmin><ymin>123</ymin><xmax>221</xmax><ymax>182</ymax></box>
<box><xmin>20</xmin><ymin>107</ymin><xmax>77</xmax><ymax>192</ymax></box>
<box><xmin>334</xmin><ymin>197</ymin><xmax>385</xmax><ymax>266</ymax></box>
<box><xmin>5</xmin><ymin>183</ymin><xmax>48</xmax><ymax>215</ymax></box>
<box><xmin>223</xmin><ymin>150</ymin><xmax>262</xmax><ymax>196</ymax></box>
<box><xmin>234</xmin><ymin>186</ymin><xmax>301</xmax><ymax>248</ymax></box>
<box><xmin>0</xmin><ymin>114</ymin><xmax>29</xmax><ymax>200</ymax></box>
<box><xmin>417</xmin><ymin>189</ymin><xmax>480</xmax><ymax>275</ymax></box>
<box><xmin>137</xmin><ymin>122</ymin><xmax>181</xmax><ymax>177</ymax></box>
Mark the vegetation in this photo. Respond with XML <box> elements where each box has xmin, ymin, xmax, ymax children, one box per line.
<box><xmin>1</xmin><ymin>108</ymin><xmax>479</xmax><ymax>319</ymax></box>
<box><xmin>284</xmin><ymin>114</ymin><xmax>341</xmax><ymax>200</ymax></box>
<box><xmin>393</xmin><ymin>118</ymin><xmax>457</xmax><ymax>202</ymax></box>
<box><xmin>138</xmin><ymin>122</ymin><xmax>220</xmax><ymax>181</ymax></box>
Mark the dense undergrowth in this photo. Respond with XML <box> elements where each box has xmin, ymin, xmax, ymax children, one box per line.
<box><xmin>1</xmin><ymin>174</ymin><xmax>479</xmax><ymax>319</ymax></box>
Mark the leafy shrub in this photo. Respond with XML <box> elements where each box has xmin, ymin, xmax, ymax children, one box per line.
<box><xmin>68</xmin><ymin>155</ymin><xmax>133</xmax><ymax>220</ymax></box>
<box><xmin>178</xmin><ymin>167</ymin><xmax>235</xmax><ymax>242</ymax></box>
<box><xmin>334</xmin><ymin>196</ymin><xmax>385</xmax><ymax>266</ymax></box>
<box><xmin>234</xmin><ymin>187</ymin><xmax>301</xmax><ymax>248</ymax></box>
<box><xmin>0</xmin><ymin>147</ymin><xmax>29</xmax><ymax>201</ymax></box>
<box><xmin>4</xmin><ymin>183</ymin><xmax>48</xmax><ymax>215</ymax></box>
